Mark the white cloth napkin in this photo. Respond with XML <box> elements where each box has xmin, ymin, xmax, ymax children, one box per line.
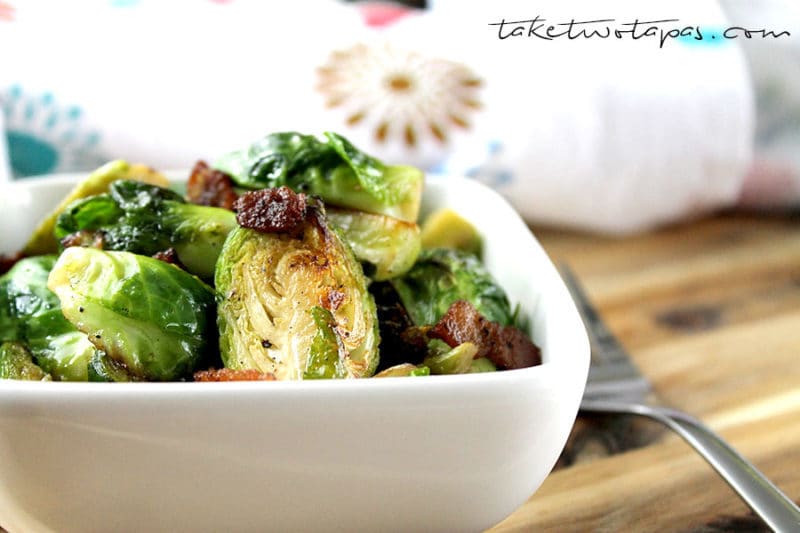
<box><xmin>0</xmin><ymin>0</ymin><xmax>790</xmax><ymax>233</ymax></box>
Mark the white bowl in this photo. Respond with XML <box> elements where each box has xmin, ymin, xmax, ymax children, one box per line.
<box><xmin>0</xmin><ymin>173</ymin><xmax>589</xmax><ymax>533</ymax></box>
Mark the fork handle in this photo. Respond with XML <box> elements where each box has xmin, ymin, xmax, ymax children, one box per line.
<box><xmin>580</xmin><ymin>399</ymin><xmax>800</xmax><ymax>532</ymax></box>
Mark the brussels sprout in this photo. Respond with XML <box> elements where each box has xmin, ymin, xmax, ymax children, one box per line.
<box><xmin>0</xmin><ymin>269</ymin><xmax>22</xmax><ymax>343</ymax></box>
<box><xmin>214</xmin><ymin>132</ymin><xmax>423</xmax><ymax>222</ymax></box>
<box><xmin>23</xmin><ymin>160</ymin><xmax>168</xmax><ymax>256</ymax></box>
<box><xmin>88</xmin><ymin>351</ymin><xmax>133</xmax><ymax>382</ymax></box>
<box><xmin>422</xmin><ymin>340</ymin><xmax>479</xmax><ymax>375</ymax></box>
<box><xmin>327</xmin><ymin>207</ymin><xmax>421</xmax><ymax>281</ymax></box>
<box><xmin>390</xmin><ymin>248</ymin><xmax>516</xmax><ymax>327</ymax></box>
<box><xmin>420</xmin><ymin>208</ymin><xmax>482</xmax><ymax>256</ymax></box>
<box><xmin>0</xmin><ymin>342</ymin><xmax>51</xmax><ymax>380</ymax></box>
<box><xmin>47</xmin><ymin>248</ymin><xmax>216</xmax><ymax>381</ymax></box>
<box><xmin>0</xmin><ymin>255</ymin><xmax>96</xmax><ymax>380</ymax></box>
<box><xmin>468</xmin><ymin>357</ymin><xmax>497</xmax><ymax>373</ymax></box>
<box><xmin>216</xmin><ymin>195</ymin><xmax>379</xmax><ymax>380</ymax></box>
<box><xmin>55</xmin><ymin>180</ymin><xmax>237</xmax><ymax>279</ymax></box>
<box><xmin>374</xmin><ymin>363</ymin><xmax>430</xmax><ymax>378</ymax></box>
<box><xmin>28</xmin><ymin>330</ymin><xmax>98</xmax><ymax>382</ymax></box>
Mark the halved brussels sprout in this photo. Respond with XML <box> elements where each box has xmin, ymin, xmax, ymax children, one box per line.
<box><xmin>390</xmin><ymin>248</ymin><xmax>516</xmax><ymax>327</ymax></box>
<box><xmin>216</xmin><ymin>194</ymin><xmax>379</xmax><ymax>380</ymax></box>
<box><xmin>47</xmin><ymin>248</ymin><xmax>216</xmax><ymax>381</ymax></box>
<box><xmin>327</xmin><ymin>207</ymin><xmax>421</xmax><ymax>281</ymax></box>
<box><xmin>23</xmin><ymin>160</ymin><xmax>168</xmax><ymax>256</ymax></box>
<box><xmin>0</xmin><ymin>342</ymin><xmax>51</xmax><ymax>380</ymax></box>
<box><xmin>55</xmin><ymin>180</ymin><xmax>237</xmax><ymax>279</ymax></box>
<box><xmin>0</xmin><ymin>255</ymin><xmax>96</xmax><ymax>381</ymax></box>
<box><xmin>214</xmin><ymin>131</ymin><xmax>423</xmax><ymax>222</ymax></box>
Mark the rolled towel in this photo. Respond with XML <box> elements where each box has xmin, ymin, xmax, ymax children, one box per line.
<box><xmin>0</xmin><ymin>0</ymin><xmax>793</xmax><ymax>234</ymax></box>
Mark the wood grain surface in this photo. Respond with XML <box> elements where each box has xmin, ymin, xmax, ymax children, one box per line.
<box><xmin>489</xmin><ymin>212</ymin><xmax>800</xmax><ymax>532</ymax></box>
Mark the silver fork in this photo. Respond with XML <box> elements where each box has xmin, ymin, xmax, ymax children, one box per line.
<box><xmin>560</xmin><ymin>265</ymin><xmax>800</xmax><ymax>533</ymax></box>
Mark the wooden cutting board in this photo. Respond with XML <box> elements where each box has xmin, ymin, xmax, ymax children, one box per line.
<box><xmin>489</xmin><ymin>211</ymin><xmax>800</xmax><ymax>532</ymax></box>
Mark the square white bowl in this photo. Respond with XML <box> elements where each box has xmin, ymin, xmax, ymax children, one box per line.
<box><xmin>0</xmin><ymin>173</ymin><xmax>589</xmax><ymax>533</ymax></box>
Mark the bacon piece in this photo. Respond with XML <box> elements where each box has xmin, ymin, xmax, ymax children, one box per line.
<box><xmin>0</xmin><ymin>251</ymin><xmax>25</xmax><ymax>275</ymax></box>
<box><xmin>186</xmin><ymin>160</ymin><xmax>238</xmax><ymax>210</ymax></box>
<box><xmin>193</xmin><ymin>368</ymin><xmax>277</xmax><ymax>382</ymax></box>
<box><xmin>151</xmin><ymin>247</ymin><xmax>187</xmax><ymax>270</ymax></box>
<box><xmin>428</xmin><ymin>300</ymin><xmax>541</xmax><ymax>370</ymax></box>
<box><xmin>233</xmin><ymin>186</ymin><xmax>308</xmax><ymax>236</ymax></box>
<box><xmin>60</xmin><ymin>230</ymin><xmax>105</xmax><ymax>250</ymax></box>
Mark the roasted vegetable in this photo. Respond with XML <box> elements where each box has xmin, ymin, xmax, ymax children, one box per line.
<box><xmin>0</xmin><ymin>342</ymin><xmax>51</xmax><ymax>380</ymax></box>
<box><xmin>23</xmin><ymin>160</ymin><xmax>168</xmax><ymax>256</ymax></box>
<box><xmin>216</xmin><ymin>189</ymin><xmax>379</xmax><ymax>380</ymax></box>
<box><xmin>88</xmin><ymin>351</ymin><xmax>134</xmax><ymax>382</ymax></box>
<box><xmin>374</xmin><ymin>363</ymin><xmax>430</xmax><ymax>378</ymax></box>
<box><xmin>468</xmin><ymin>358</ymin><xmax>497</xmax><ymax>373</ymax></box>
<box><xmin>0</xmin><ymin>255</ymin><xmax>96</xmax><ymax>380</ymax></box>
<box><xmin>420</xmin><ymin>208</ymin><xmax>482</xmax><ymax>256</ymax></box>
<box><xmin>327</xmin><ymin>207</ymin><xmax>421</xmax><ymax>281</ymax></box>
<box><xmin>55</xmin><ymin>180</ymin><xmax>237</xmax><ymax>279</ymax></box>
<box><xmin>47</xmin><ymin>248</ymin><xmax>217</xmax><ymax>381</ymax></box>
<box><xmin>390</xmin><ymin>248</ymin><xmax>516</xmax><ymax>327</ymax></box>
<box><xmin>214</xmin><ymin>132</ymin><xmax>423</xmax><ymax>222</ymax></box>
<box><xmin>422</xmin><ymin>340</ymin><xmax>479</xmax><ymax>375</ymax></box>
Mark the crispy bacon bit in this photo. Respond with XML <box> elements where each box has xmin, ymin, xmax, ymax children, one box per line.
<box><xmin>428</xmin><ymin>300</ymin><xmax>541</xmax><ymax>370</ymax></box>
<box><xmin>0</xmin><ymin>251</ymin><xmax>25</xmax><ymax>275</ymax></box>
<box><xmin>152</xmin><ymin>247</ymin><xmax>186</xmax><ymax>269</ymax></box>
<box><xmin>193</xmin><ymin>368</ymin><xmax>277</xmax><ymax>382</ymax></box>
<box><xmin>233</xmin><ymin>186</ymin><xmax>308</xmax><ymax>236</ymax></box>
<box><xmin>60</xmin><ymin>230</ymin><xmax>105</xmax><ymax>250</ymax></box>
<box><xmin>186</xmin><ymin>160</ymin><xmax>239</xmax><ymax>210</ymax></box>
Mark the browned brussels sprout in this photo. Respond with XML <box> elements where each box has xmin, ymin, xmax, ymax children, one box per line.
<box><xmin>216</xmin><ymin>188</ymin><xmax>379</xmax><ymax>380</ymax></box>
<box><xmin>327</xmin><ymin>207</ymin><xmax>421</xmax><ymax>281</ymax></box>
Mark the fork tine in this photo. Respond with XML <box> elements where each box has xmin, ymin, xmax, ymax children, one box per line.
<box><xmin>559</xmin><ymin>264</ymin><xmax>630</xmax><ymax>365</ymax></box>
<box><xmin>558</xmin><ymin>264</ymin><xmax>651</xmax><ymax>401</ymax></box>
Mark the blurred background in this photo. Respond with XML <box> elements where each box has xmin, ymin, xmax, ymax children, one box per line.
<box><xmin>0</xmin><ymin>0</ymin><xmax>798</xmax><ymax>233</ymax></box>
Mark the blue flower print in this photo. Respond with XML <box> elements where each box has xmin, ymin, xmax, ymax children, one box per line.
<box><xmin>2</xmin><ymin>85</ymin><xmax>106</xmax><ymax>178</ymax></box>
